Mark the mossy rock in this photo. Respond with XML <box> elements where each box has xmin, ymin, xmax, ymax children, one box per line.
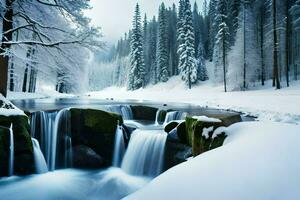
<box><xmin>156</xmin><ymin>110</ymin><xmax>167</xmax><ymax>124</ymax></box>
<box><xmin>0</xmin><ymin>115</ymin><xmax>35</xmax><ymax>176</ymax></box>
<box><xmin>164</xmin><ymin>121</ymin><xmax>179</xmax><ymax>133</ymax></box>
<box><xmin>185</xmin><ymin>114</ymin><xmax>241</xmax><ymax>156</ymax></box>
<box><xmin>0</xmin><ymin>126</ymin><xmax>10</xmax><ymax>176</ymax></box>
<box><xmin>70</xmin><ymin>108</ymin><xmax>123</xmax><ymax>167</ymax></box>
<box><xmin>130</xmin><ymin>106</ymin><xmax>158</xmax><ymax>121</ymax></box>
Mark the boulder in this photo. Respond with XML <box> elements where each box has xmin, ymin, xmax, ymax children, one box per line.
<box><xmin>130</xmin><ymin>106</ymin><xmax>158</xmax><ymax>121</ymax></box>
<box><xmin>156</xmin><ymin>110</ymin><xmax>167</xmax><ymax>124</ymax></box>
<box><xmin>72</xmin><ymin>145</ymin><xmax>104</xmax><ymax>169</ymax></box>
<box><xmin>70</xmin><ymin>108</ymin><xmax>123</xmax><ymax>167</ymax></box>
<box><xmin>185</xmin><ymin>114</ymin><xmax>242</xmax><ymax>156</ymax></box>
<box><xmin>164</xmin><ymin>121</ymin><xmax>179</xmax><ymax>133</ymax></box>
<box><xmin>176</xmin><ymin>121</ymin><xmax>187</xmax><ymax>144</ymax></box>
<box><xmin>0</xmin><ymin>115</ymin><xmax>35</xmax><ymax>176</ymax></box>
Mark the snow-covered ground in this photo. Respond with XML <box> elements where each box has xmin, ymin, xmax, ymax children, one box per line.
<box><xmin>124</xmin><ymin>121</ymin><xmax>300</xmax><ymax>200</ymax></box>
<box><xmin>0</xmin><ymin>94</ymin><xmax>25</xmax><ymax>116</ymax></box>
<box><xmin>88</xmin><ymin>76</ymin><xmax>300</xmax><ymax>124</ymax></box>
<box><xmin>7</xmin><ymin>90</ymin><xmax>75</xmax><ymax>100</ymax></box>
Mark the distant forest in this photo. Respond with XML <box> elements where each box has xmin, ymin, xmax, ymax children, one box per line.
<box><xmin>90</xmin><ymin>0</ymin><xmax>300</xmax><ymax>92</ymax></box>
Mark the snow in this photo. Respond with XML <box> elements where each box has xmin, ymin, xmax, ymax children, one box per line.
<box><xmin>0</xmin><ymin>94</ymin><xmax>25</xmax><ymax>116</ymax></box>
<box><xmin>192</xmin><ymin>115</ymin><xmax>222</xmax><ymax>123</ymax></box>
<box><xmin>202</xmin><ymin>126</ymin><xmax>214</xmax><ymax>139</ymax></box>
<box><xmin>87</xmin><ymin>76</ymin><xmax>300</xmax><ymax>124</ymax></box>
<box><xmin>7</xmin><ymin>90</ymin><xmax>75</xmax><ymax>100</ymax></box>
<box><xmin>124</xmin><ymin>122</ymin><xmax>300</xmax><ymax>200</ymax></box>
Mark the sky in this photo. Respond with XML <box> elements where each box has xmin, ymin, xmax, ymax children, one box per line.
<box><xmin>85</xmin><ymin>0</ymin><xmax>205</xmax><ymax>45</ymax></box>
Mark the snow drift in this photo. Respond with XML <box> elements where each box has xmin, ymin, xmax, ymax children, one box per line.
<box><xmin>124</xmin><ymin>122</ymin><xmax>300</xmax><ymax>200</ymax></box>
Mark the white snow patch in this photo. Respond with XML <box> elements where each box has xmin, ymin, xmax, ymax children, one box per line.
<box><xmin>123</xmin><ymin>122</ymin><xmax>300</xmax><ymax>200</ymax></box>
<box><xmin>202</xmin><ymin>126</ymin><xmax>214</xmax><ymax>139</ymax></box>
<box><xmin>0</xmin><ymin>94</ymin><xmax>25</xmax><ymax>116</ymax></box>
<box><xmin>192</xmin><ymin>115</ymin><xmax>222</xmax><ymax>123</ymax></box>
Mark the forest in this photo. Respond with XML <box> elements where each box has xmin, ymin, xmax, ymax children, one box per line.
<box><xmin>90</xmin><ymin>0</ymin><xmax>300</xmax><ymax>92</ymax></box>
<box><xmin>0</xmin><ymin>0</ymin><xmax>102</xmax><ymax>97</ymax></box>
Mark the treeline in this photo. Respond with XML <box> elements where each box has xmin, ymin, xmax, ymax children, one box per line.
<box><xmin>108</xmin><ymin>0</ymin><xmax>300</xmax><ymax>91</ymax></box>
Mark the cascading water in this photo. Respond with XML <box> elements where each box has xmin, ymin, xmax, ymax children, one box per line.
<box><xmin>121</xmin><ymin>129</ymin><xmax>167</xmax><ymax>177</ymax></box>
<box><xmin>8</xmin><ymin>124</ymin><xmax>14</xmax><ymax>176</ymax></box>
<box><xmin>107</xmin><ymin>105</ymin><xmax>133</xmax><ymax>120</ymax></box>
<box><xmin>164</xmin><ymin>111</ymin><xmax>186</xmax><ymax>124</ymax></box>
<box><xmin>31</xmin><ymin>108</ymin><xmax>72</xmax><ymax>171</ymax></box>
<box><xmin>31</xmin><ymin>138</ymin><xmax>48</xmax><ymax>173</ymax></box>
<box><xmin>112</xmin><ymin>125</ymin><xmax>126</xmax><ymax>167</ymax></box>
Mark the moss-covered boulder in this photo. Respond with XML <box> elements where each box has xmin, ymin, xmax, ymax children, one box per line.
<box><xmin>130</xmin><ymin>106</ymin><xmax>158</xmax><ymax>121</ymax></box>
<box><xmin>0</xmin><ymin>115</ymin><xmax>35</xmax><ymax>176</ymax></box>
<box><xmin>164</xmin><ymin>121</ymin><xmax>179</xmax><ymax>133</ymax></box>
<box><xmin>70</xmin><ymin>108</ymin><xmax>123</xmax><ymax>167</ymax></box>
<box><xmin>185</xmin><ymin>114</ymin><xmax>242</xmax><ymax>156</ymax></box>
<box><xmin>0</xmin><ymin>126</ymin><xmax>10</xmax><ymax>176</ymax></box>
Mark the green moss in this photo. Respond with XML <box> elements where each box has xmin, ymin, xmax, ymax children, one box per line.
<box><xmin>185</xmin><ymin>117</ymin><xmax>197</xmax><ymax>146</ymax></box>
<box><xmin>157</xmin><ymin>110</ymin><xmax>167</xmax><ymax>124</ymax></box>
<box><xmin>0</xmin><ymin>115</ymin><xmax>35</xmax><ymax>176</ymax></box>
<box><xmin>164</xmin><ymin>121</ymin><xmax>179</xmax><ymax>133</ymax></box>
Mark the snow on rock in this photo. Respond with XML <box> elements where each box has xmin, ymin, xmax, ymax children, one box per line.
<box><xmin>123</xmin><ymin>122</ymin><xmax>300</xmax><ymax>200</ymax></box>
<box><xmin>88</xmin><ymin>77</ymin><xmax>300</xmax><ymax>124</ymax></box>
<box><xmin>0</xmin><ymin>94</ymin><xmax>25</xmax><ymax>116</ymax></box>
<box><xmin>192</xmin><ymin>115</ymin><xmax>222</xmax><ymax>123</ymax></box>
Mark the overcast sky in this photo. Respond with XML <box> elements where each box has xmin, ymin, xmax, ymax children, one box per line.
<box><xmin>85</xmin><ymin>0</ymin><xmax>205</xmax><ymax>44</ymax></box>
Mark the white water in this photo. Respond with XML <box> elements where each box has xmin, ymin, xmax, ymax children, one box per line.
<box><xmin>31</xmin><ymin>108</ymin><xmax>72</xmax><ymax>171</ymax></box>
<box><xmin>107</xmin><ymin>105</ymin><xmax>133</xmax><ymax>120</ymax></box>
<box><xmin>113</xmin><ymin>126</ymin><xmax>126</xmax><ymax>167</ymax></box>
<box><xmin>164</xmin><ymin>111</ymin><xmax>186</xmax><ymax>124</ymax></box>
<box><xmin>31</xmin><ymin>138</ymin><xmax>48</xmax><ymax>174</ymax></box>
<box><xmin>8</xmin><ymin>124</ymin><xmax>14</xmax><ymax>176</ymax></box>
<box><xmin>121</xmin><ymin>129</ymin><xmax>167</xmax><ymax>177</ymax></box>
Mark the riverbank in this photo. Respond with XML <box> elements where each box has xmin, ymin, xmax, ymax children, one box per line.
<box><xmin>88</xmin><ymin>76</ymin><xmax>300</xmax><ymax>124</ymax></box>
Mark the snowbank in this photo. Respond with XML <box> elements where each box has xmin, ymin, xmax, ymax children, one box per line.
<box><xmin>7</xmin><ymin>91</ymin><xmax>75</xmax><ymax>100</ymax></box>
<box><xmin>88</xmin><ymin>77</ymin><xmax>300</xmax><ymax>124</ymax></box>
<box><xmin>124</xmin><ymin>122</ymin><xmax>300</xmax><ymax>200</ymax></box>
<box><xmin>0</xmin><ymin>94</ymin><xmax>25</xmax><ymax>116</ymax></box>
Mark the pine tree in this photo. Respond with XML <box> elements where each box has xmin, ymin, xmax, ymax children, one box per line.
<box><xmin>178</xmin><ymin>0</ymin><xmax>198</xmax><ymax>89</ymax></box>
<box><xmin>149</xmin><ymin>17</ymin><xmax>158</xmax><ymax>84</ymax></box>
<box><xmin>197</xmin><ymin>42</ymin><xmax>208</xmax><ymax>81</ymax></box>
<box><xmin>128</xmin><ymin>3</ymin><xmax>146</xmax><ymax>90</ymax></box>
<box><xmin>157</xmin><ymin>3</ymin><xmax>169</xmax><ymax>82</ymax></box>
<box><xmin>193</xmin><ymin>2</ymin><xmax>201</xmax><ymax>56</ymax></box>
<box><xmin>213</xmin><ymin>0</ymin><xmax>230</xmax><ymax>92</ymax></box>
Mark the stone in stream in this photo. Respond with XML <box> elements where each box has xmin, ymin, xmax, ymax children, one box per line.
<box><xmin>0</xmin><ymin>115</ymin><xmax>35</xmax><ymax>177</ymax></box>
<box><xmin>70</xmin><ymin>108</ymin><xmax>123</xmax><ymax>167</ymax></box>
<box><xmin>164</xmin><ymin>121</ymin><xmax>179</xmax><ymax>133</ymax></box>
<box><xmin>72</xmin><ymin>145</ymin><xmax>104</xmax><ymax>168</ymax></box>
<box><xmin>130</xmin><ymin>105</ymin><xmax>158</xmax><ymax>121</ymax></box>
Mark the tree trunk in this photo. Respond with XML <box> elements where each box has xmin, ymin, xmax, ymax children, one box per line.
<box><xmin>223</xmin><ymin>37</ymin><xmax>227</xmax><ymax>93</ymax></box>
<box><xmin>243</xmin><ymin>3</ymin><xmax>246</xmax><ymax>89</ymax></box>
<box><xmin>0</xmin><ymin>0</ymin><xmax>13</xmax><ymax>97</ymax></box>
<box><xmin>22</xmin><ymin>66</ymin><xmax>29</xmax><ymax>92</ymax></box>
<box><xmin>285</xmin><ymin>0</ymin><xmax>290</xmax><ymax>87</ymax></box>
<box><xmin>272</xmin><ymin>0</ymin><xmax>281</xmax><ymax>89</ymax></box>
<box><xmin>260</xmin><ymin>7</ymin><xmax>265</xmax><ymax>86</ymax></box>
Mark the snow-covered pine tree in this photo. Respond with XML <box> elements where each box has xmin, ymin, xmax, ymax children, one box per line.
<box><xmin>128</xmin><ymin>3</ymin><xmax>146</xmax><ymax>90</ymax></box>
<box><xmin>197</xmin><ymin>42</ymin><xmax>209</xmax><ymax>81</ymax></box>
<box><xmin>207</xmin><ymin>0</ymin><xmax>218</xmax><ymax>61</ymax></box>
<box><xmin>157</xmin><ymin>3</ymin><xmax>169</xmax><ymax>82</ymax></box>
<box><xmin>228</xmin><ymin>0</ymin><xmax>242</xmax><ymax>46</ymax></box>
<box><xmin>213</xmin><ymin>0</ymin><xmax>230</xmax><ymax>92</ymax></box>
<box><xmin>193</xmin><ymin>2</ymin><xmax>201</xmax><ymax>57</ymax></box>
<box><xmin>167</xmin><ymin>4</ymin><xmax>178</xmax><ymax>76</ymax></box>
<box><xmin>177</xmin><ymin>0</ymin><xmax>197</xmax><ymax>89</ymax></box>
<box><xmin>177</xmin><ymin>0</ymin><xmax>185</xmax><ymax>56</ymax></box>
<box><xmin>149</xmin><ymin>17</ymin><xmax>158</xmax><ymax>84</ymax></box>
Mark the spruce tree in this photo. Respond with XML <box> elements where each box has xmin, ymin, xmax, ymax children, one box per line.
<box><xmin>177</xmin><ymin>0</ymin><xmax>198</xmax><ymax>89</ymax></box>
<box><xmin>128</xmin><ymin>3</ymin><xmax>146</xmax><ymax>90</ymax></box>
<box><xmin>157</xmin><ymin>3</ymin><xmax>169</xmax><ymax>82</ymax></box>
<box><xmin>197</xmin><ymin>42</ymin><xmax>209</xmax><ymax>81</ymax></box>
<box><xmin>213</xmin><ymin>0</ymin><xmax>230</xmax><ymax>92</ymax></box>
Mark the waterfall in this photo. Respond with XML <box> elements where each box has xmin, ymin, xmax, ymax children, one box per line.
<box><xmin>31</xmin><ymin>138</ymin><xmax>48</xmax><ymax>174</ymax></box>
<box><xmin>31</xmin><ymin>108</ymin><xmax>72</xmax><ymax>171</ymax></box>
<box><xmin>8</xmin><ymin>124</ymin><xmax>14</xmax><ymax>176</ymax></box>
<box><xmin>121</xmin><ymin>129</ymin><xmax>167</xmax><ymax>177</ymax></box>
<box><xmin>164</xmin><ymin>111</ymin><xmax>186</xmax><ymax>124</ymax></box>
<box><xmin>107</xmin><ymin>105</ymin><xmax>133</xmax><ymax>120</ymax></box>
<box><xmin>112</xmin><ymin>126</ymin><xmax>126</xmax><ymax>167</ymax></box>
<box><xmin>155</xmin><ymin>110</ymin><xmax>164</xmax><ymax>125</ymax></box>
